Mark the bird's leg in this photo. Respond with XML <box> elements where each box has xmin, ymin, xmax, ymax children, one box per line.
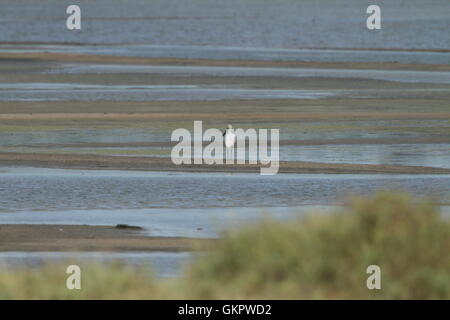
<box><xmin>226</xmin><ymin>147</ymin><xmax>234</xmax><ymax>163</ymax></box>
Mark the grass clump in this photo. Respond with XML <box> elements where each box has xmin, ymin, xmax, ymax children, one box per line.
<box><xmin>185</xmin><ymin>192</ymin><xmax>449</xmax><ymax>299</ymax></box>
<box><xmin>0</xmin><ymin>192</ymin><xmax>448</xmax><ymax>299</ymax></box>
<box><xmin>0</xmin><ymin>263</ymin><xmax>166</xmax><ymax>300</ymax></box>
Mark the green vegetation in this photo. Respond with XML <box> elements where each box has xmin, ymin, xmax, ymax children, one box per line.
<box><xmin>0</xmin><ymin>263</ymin><xmax>164</xmax><ymax>300</ymax></box>
<box><xmin>186</xmin><ymin>192</ymin><xmax>449</xmax><ymax>299</ymax></box>
<box><xmin>0</xmin><ymin>192</ymin><xmax>448</xmax><ymax>299</ymax></box>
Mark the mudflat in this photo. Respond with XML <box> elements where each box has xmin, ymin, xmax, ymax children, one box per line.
<box><xmin>0</xmin><ymin>224</ymin><xmax>215</xmax><ymax>252</ymax></box>
<box><xmin>2</xmin><ymin>52</ymin><xmax>450</xmax><ymax>71</ymax></box>
<box><xmin>0</xmin><ymin>152</ymin><xmax>449</xmax><ymax>174</ymax></box>
<box><xmin>1</xmin><ymin>54</ymin><xmax>449</xmax><ymax>174</ymax></box>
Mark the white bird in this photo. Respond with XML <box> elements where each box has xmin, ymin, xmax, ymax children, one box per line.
<box><xmin>223</xmin><ymin>124</ymin><xmax>236</xmax><ymax>161</ymax></box>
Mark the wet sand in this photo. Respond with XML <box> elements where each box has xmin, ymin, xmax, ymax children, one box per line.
<box><xmin>0</xmin><ymin>111</ymin><xmax>449</xmax><ymax>121</ymax></box>
<box><xmin>1</xmin><ymin>100</ymin><xmax>450</xmax><ymax>114</ymax></box>
<box><xmin>1</xmin><ymin>152</ymin><xmax>449</xmax><ymax>174</ymax></box>
<box><xmin>2</xmin><ymin>52</ymin><xmax>450</xmax><ymax>71</ymax></box>
<box><xmin>1</xmin><ymin>136</ymin><xmax>449</xmax><ymax>148</ymax></box>
<box><xmin>0</xmin><ymin>224</ymin><xmax>215</xmax><ymax>252</ymax></box>
<box><xmin>1</xmin><ymin>54</ymin><xmax>449</xmax><ymax>173</ymax></box>
<box><xmin>0</xmin><ymin>112</ymin><xmax>450</xmax><ymax>121</ymax></box>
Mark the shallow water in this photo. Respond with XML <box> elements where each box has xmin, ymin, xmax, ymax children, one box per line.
<box><xmin>2</xmin><ymin>0</ymin><xmax>449</xmax><ymax>276</ymax></box>
<box><xmin>2</xmin><ymin>44</ymin><xmax>449</xmax><ymax>65</ymax></box>
<box><xmin>0</xmin><ymin>117</ymin><xmax>448</xmax><ymax>147</ymax></box>
<box><xmin>3</xmin><ymin>80</ymin><xmax>450</xmax><ymax>102</ymax></box>
<box><xmin>1</xmin><ymin>0</ymin><xmax>449</xmax><ymax>53</ymax></box>
<box><xmin>0</xmin><ymin>206</ymin><xmax>331</xmax><ymax>238</ymax></box>
<box><xmin>5</xmin><ymin>64</ymin><xmax>450</xmax><ymax>102</ymax></box>
<box><xmin>49</xmin><ymin>64</ymin><xmax>450</xmax><ymax>84</ymax></box>
<box><xmin>280</xmin><ymin>144</ymin><xmax>450</xmax><ymax>169</ymax></box>
<box><xmin>64</xmin><ymin>143</ymin><xmax>450</xmax><ymax>169</ymax></box>
<box><xmin>0</xmin><ymin>167</ymin><xmax>449</xmax><ymax>238</ymax></box>
<box><xmin>1</xmin><ymin>168</ymin><xmax>449</xmax><ymax>276</ymax></box>
<box><xmin>2</xmin><ymin>63</ymin><xmax>443</xmax><ymax>103</ymax></box>
<box><xmin>0</xmin><ymin>251</ymin><xmax>194</xmax><ymax>278</ymax></box>
<box><xmin>2</xmin><ymin>142</ymin><xmax>449</xmax><ymax>169</ymax></box>
<box><xmin>1</xmin><ymin>168</ymin><xmax>449</xmax><ymax>213</ymax></box>
<box><xmin>0</xmin><ymin>86</ymin><xmax>338</xmax><ymax>102</ymax></box>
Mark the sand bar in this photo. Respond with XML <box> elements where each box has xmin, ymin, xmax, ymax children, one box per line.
<box><xmin>0</xmin><ymin>224</ymin><xmax>215</xmax><ymax>252</ymax></box>
<box><xmin>1</xmin><ymin>152</ymin><xmax>449</xmax><ymax>174</ymax></box>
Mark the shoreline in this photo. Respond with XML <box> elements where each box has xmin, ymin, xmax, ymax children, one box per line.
<box><xmin>2</xmin><ymin>136</ymin><xmax>449</xmax><ymax>148</ymax></box>
<box><xmin>1</xmin><ymin>152</ymin><xmax>449</xmax><ymax>174</ymax></box>
<box><xmin>1</xmin><ymin>51</ymin><xmax>449</xmax><ymax>175</ymax></box>
<box><xmin>3</xmin><ymin>42</ymin><xmax>450</xmax><ymax>52</ymax></box>
<box><xmin>0</xmin><ymin>224</ymin><xmax>215</xmax><ymax>252</ymax></box>
<box><xmin>1</xmin><ymin>111</ymin><xmax>450</xmax><ymax>121</ymax></box>
<box><xmin>2</xmin><ymin>52</ymin><xmax>450</xmax><ymax>71</ymax></box>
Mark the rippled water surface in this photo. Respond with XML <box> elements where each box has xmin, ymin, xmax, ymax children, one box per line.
<box><xmin>1</xmin><ymin>0</ymin><xmax>449</xmax><ymax>273</ymax></box>
<box><xmin>1</xmin><ymin>168</ymin><xmax>449</xmax><ymax>212</ymax></box>
<box><xmin>1</xmin><ymin>168</ymin><xmax>449</xmax><ymax>273</ymax></box>
<box><xmin>1</xmin><ymin>0</ymin><xmax>449</xmax><ymax>51</ymax></box>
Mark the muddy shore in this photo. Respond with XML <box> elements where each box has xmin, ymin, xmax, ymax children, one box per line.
<box><xmin>2</xmin><ymin>52</ymin><xmax>450</xmax><ymax>71</ymax></box>
<box><xmin>1</xmin><ymin>53</ymin><xmax>449</xmax><ymax>174</ymax></box>
<box><xmin>0</xmin><ymin>224</ymin><xmax>215</xmax><ymax>252</ymax></box>
<box><xmin>0</xmin><ymin>152</ymin><xmax>449</xmax><ymax>174</ymax></box>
